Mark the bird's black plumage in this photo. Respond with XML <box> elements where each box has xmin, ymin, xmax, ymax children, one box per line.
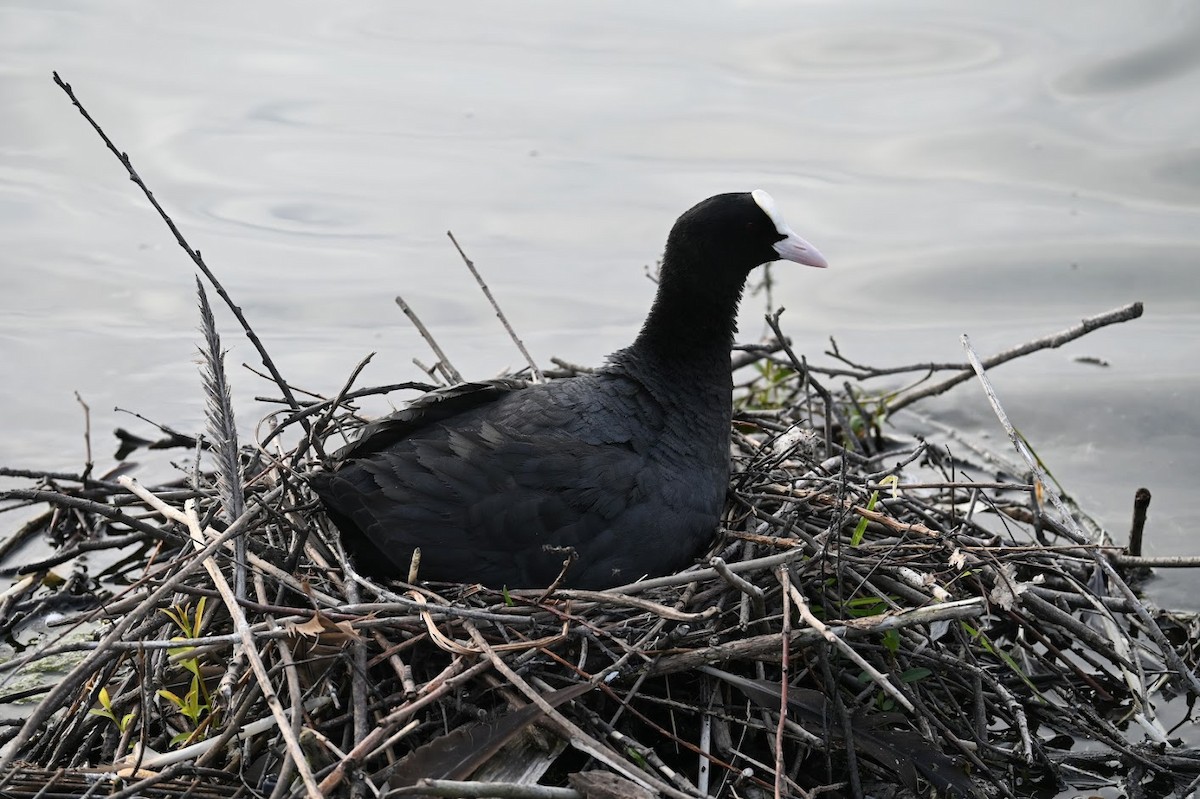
<box><xmin>311</xmin><ymin>191</ymin><xmax>826</xmax><ymax>589</ymax></box>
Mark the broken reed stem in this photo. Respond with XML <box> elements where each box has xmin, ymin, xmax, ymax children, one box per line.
<box><xmin>1128</xmin><ymin>487</ymin><xmax>1151</xmax><ymax>557</ymax></box>
<box><xmin>447</xmin><ymin>230</ymin><xmax>545</xmax><ymax>383</ymax></box>
<box><xmin>395</xmin><ymin>295</ymin><xmax>463</xmax><ymax>384</ymax></box>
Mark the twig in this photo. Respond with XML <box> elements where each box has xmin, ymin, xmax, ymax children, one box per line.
<box><xmin>890</xmin><ymin>302</ymin><xmax>1143</xmax><ymax>412</ymax></box>
<box><xmin>52</xmin><ymin>72</ymin><xmax>307</xmax><ymax>420</ymax></box>
<box><xmin>73</xmin><ymin>392</ymin><xmax>93</xmax><ymax>482</ymax></box>
<box><xmin>447</xmin><ymin>230</ymin><xmax>544</xmax><ymax>383</ymax></box>
<box><xmin>390</xmin><ymin>779</ymin><xmax>579</xmax><ymax>799</ymax></box>
<box><xmin>775</xmin><ymin>566</ymin><xmax>790</xmax><ymax>799</ymax></box>
<box><xmin>395</xmin><ymin>295</ymin><xmax>463</xmax><ymax>384</ymax></box>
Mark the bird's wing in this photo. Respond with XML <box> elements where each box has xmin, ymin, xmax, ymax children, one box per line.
<box><xmin>328</xmin><ymin>377</ymin><xmax>530</xmax><ymax>461</ymax></box>
<box><xmin>317</xmin><ymin>417</ymin><xmax>656</xmax><ymax>587</ymax></box>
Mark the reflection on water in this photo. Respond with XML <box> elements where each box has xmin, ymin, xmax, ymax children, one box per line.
<box><xmin>1</xmin><ymin>1</ymin><xmax>1198</xmax><ymax>614</ymax></box>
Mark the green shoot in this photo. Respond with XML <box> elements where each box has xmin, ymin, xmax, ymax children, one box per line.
<box><xmin>89</xmin><ymin>686</ymin><xmax>135</xmax><ymax>735</ymax></box>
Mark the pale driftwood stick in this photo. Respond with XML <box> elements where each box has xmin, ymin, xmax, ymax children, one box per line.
<box><xmin>774</xmin><ymin>566</ymin><xmax>790</xmax><ymax>799</ymax></box>
<box><xmin>785</xmin><ymin>580</ymin><xmax>915</xmax><ymax>713</ymax></box>
<box><xmin>389</xmin><ymin>780</ymin><xmax>579</xmax><ymax>799</ymax></box>
<box><xmin>890</xmin><ymin>301</ymin><xmax>1143</xmax><ymax>413</ymax></box>
<box><xmin>183</xmin><ymin>505</ymin><xmax>319</xmax><ymax>796</ymax></box>
<box><xmin>52</xmin><ymin>73</ymin><xmax>306</xmax><ymax>419</ymax></box>
<box><xmin>395</xmin><ymin>295</ymin><xmax>463</xmax><ymax>384</ymax></box>
<box><xmin>1112</xmin><ymin>554</ymin><xmax>1200</xmax><ymax>567</ymax></box>
<box><xmin>447</xmin><ymin>230</ymin><xmax>545</xmax><ymax>383</ymax></box>
<box><xmin>960</xmin><ymin>335</ymin><xmax>1200</xmax><ymax>701</ymax></box>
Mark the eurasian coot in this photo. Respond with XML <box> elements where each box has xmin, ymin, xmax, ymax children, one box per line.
<box><xmin>312</xmin><ymin>191</ymin><xmax>826</xmax><ymax>589</ymax></box>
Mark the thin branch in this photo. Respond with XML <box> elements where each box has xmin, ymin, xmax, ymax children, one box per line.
<box><xmin>395</xmin><ymin>295</ymin><xmax>463</xmax><ymax>384</ymax></box>
<box><xmin>890</xmin><ymin>301</ymin><xmax>1143</xmax><ymax>412</ymax></box>
<box><xmin>447</xmin><ymin>230</ymin><xmax>544</xmax><ymax>383</ymax></box>
<box><xmin>51</xmin><ymin>72</ymin><xmax>307</xmax><ymax>422</ymax></box>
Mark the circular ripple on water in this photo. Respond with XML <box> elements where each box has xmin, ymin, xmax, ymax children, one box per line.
<box><xmin>200</xmin><ymin>194</ymin><xmax>381</xmax><ymax>239</ymax></box>
<box><xmin>729</xmin><ymin>23</ymin><xmax>1004</xmax><ymax>81</ymax></box>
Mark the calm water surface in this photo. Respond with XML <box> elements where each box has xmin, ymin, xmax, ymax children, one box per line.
<box><xmin>2</xmin><ymin>1</ymin><xmax>1198</xmax><ymax>617</ymax></box>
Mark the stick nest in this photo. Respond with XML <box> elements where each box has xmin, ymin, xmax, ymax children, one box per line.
<box><xmin>2</xmin><ymin>332</ymin><xmax>1198</xmax><ymax>799</ymax></box>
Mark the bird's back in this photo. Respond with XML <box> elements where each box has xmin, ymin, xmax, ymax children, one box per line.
<box><xmin>313</xmin><ymin>367</ymin><xmax>729</xmax><ymax>588</ymax></box>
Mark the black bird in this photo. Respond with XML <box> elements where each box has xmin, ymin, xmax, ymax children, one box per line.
<box><xmin>312</xmin><ymin>191</ymin><xmax>826</xmax><ymax>589</ymax></box>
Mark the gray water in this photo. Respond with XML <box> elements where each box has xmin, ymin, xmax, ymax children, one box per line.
<box><xmin>2</xmin><ymin>1</ymin><xmax>1198</xmax><ymax>615</ymax></box>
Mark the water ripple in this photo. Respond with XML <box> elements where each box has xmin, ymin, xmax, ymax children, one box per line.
<box><xmin>729</xmin><ymin>23</ymin><xmax>1004</xmax><ymax>80</ymax></box>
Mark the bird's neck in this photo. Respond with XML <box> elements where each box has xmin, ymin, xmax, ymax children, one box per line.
<box><xmin>629</xmin><ymin>255</ymin><xmax>748</xmax><ymax>372</ymax></box>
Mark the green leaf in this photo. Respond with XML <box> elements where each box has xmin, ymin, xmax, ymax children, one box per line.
<box><xmin>881</xmin><ymin>628</ymin><xmax>900</xmax><ymax>654</ymax></box>
<box><xmin>193</xmin><ymin>596</ymin><xmax>207</xmax><ymax>637</ymax></box>
<box><xmin>158</xmin><ymin>689</ymin><xmax>184</xmax><ymax>708</ymax></box>
<box><xmin>900</xmin><ymin>667</ymin><xmax>933</xmax><ymax>683</ymax></box>
<box><xmin>850</xmin><ymin>491</ymin><xmax>879</xmax><ymax>546</ymax></box>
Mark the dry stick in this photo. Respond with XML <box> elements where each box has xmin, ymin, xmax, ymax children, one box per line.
<box><xmin>447</xmin><ymin>231</ymin><xmax>545</xmax><ymax>383</ymax></box>
<box><xmin>0</xmin><ymin>489</ymin><xmax>174</xmax><ymax>541</ymax></box>
<box><xmin>120</xmin><ymin>479</ymin><xmax>322</xmax><ymax>798</ymax></box>
<box><xmin>395</xmin><ymin>296</ymin><xmax>463</xmax><ymax>384</ymax></box>
<box><xmin>890</xmin><ymin>302</ymin><xmax>1144</xmax><ymax>413</ymax></box>
<box><xmin>774</xmin><ymin>566</ymin><xmax>790</xmax><ymax>799</ymax></box>
<box><xmin>73</xmin><ymin>391</ymin><xmax>93</xmax><ymax>481</ymax></box>
<box><xmin>786</xmin><ymin>580</ymin><xmax>916</xmax><ymax>714</ymax></box>
<box><xmin>959</xmin><ymin>335</ymin><xmax>1200</xmax><ymax>702</ymax></box>
<box><xmin>1111</xmin><ymin>554</ymin><xmax>1200</xmax><ymax>568</ymax></box>
<box><xmin>393</xmin><ymin>780</ymin><xmax>580</xmax><ymax>799</ymax></box>
<box><xmin>51</xmin><ymin>73</ymin><xmax>307</xmax><ymax>421</ymax></box>
<box><xmin>764</xmin><ymin>310</ymin><xmax>836</xmax><ymax>452</ymax></box>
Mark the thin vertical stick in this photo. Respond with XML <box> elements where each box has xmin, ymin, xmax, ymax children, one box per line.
<box><xmin>446</xmin><ymin>231</ymin><xmax>544</xmax><ymax>383</ymax></box>
<box><xmin>774</xmin><ymin>565</ymin><xmax>790</xmax><ymax>799</ymax></box>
